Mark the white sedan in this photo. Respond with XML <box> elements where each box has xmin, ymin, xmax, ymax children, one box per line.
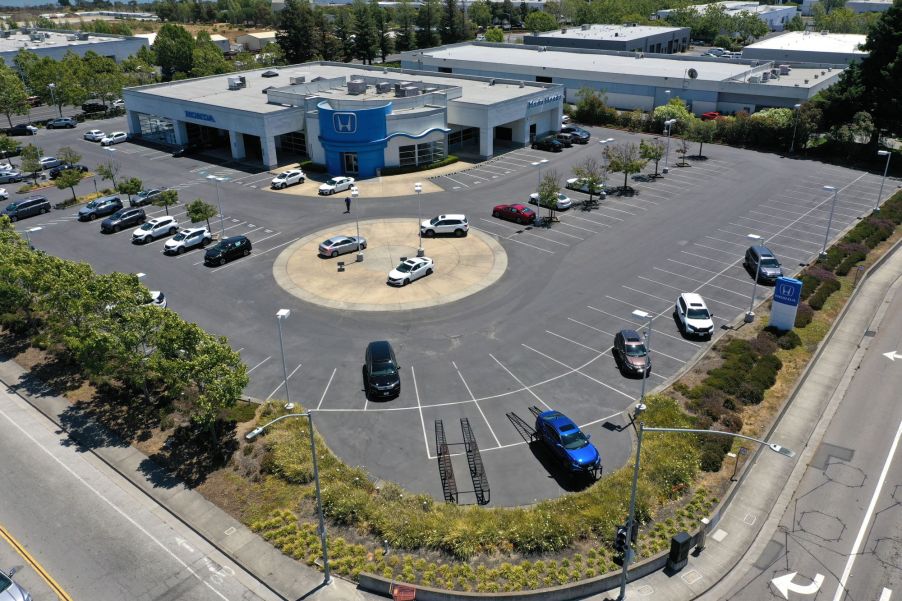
<box><xmin>271</xmin><ymin>169</ymin><xmax>305</xmax><ymax>189</ymax></box>
<box><xmin>529</xmin><ymin>192</ymin><xmax>572</xmax><ymax>210</ymax></box>
<box><xmin>318</xmin><ymin>176</ymin><xmax>355</xmax><ymax>195</ymax></box>
<box><xmin>387</xmin><ymin>256</ymin><xmax>434</xmax><ymax>286</ymax></box>
<box><xmin>101</xmin><ymin>131</ymin><xmax>128</xmax><ymax>146</ymax></box>
<box><xmin>84</xmin><ymin>129</ymin><xmax>106</xmax><ymax>142</ymax></box>
<box><xmin>566</xmin><ymin>177</ymin><xmax>606</xmax><ymax>197</ymax></box>
<box><xmin>0</xmin><ymin>188</ymin><xmax>7</xmax><ymax>200</ymax></box>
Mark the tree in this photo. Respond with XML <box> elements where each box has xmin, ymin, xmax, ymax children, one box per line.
<box><xmin>524</xmin><ymin>10</ymin><xmax>557</xmax><ymax>32</ymax></box>
<box><xmin>82</xmin><ymin>52</ymin><xmax>125</xmax><ymax>107</ymax></box>
<box><xmin>675</xmin><ymin>137</ymin><xmax>690</xmax><ymax>166</ymax></box>
<box><xmin>417</xmin><ymin>0</ymin><xmax>442</xmax><ymax>48</ymax></box>
<box><xmin>572</xmin><ymin>157</ymin><xmax>603</xmax><ymax>202</ymax></box>
<box><xmin>484</xmin><ymin>26</ymin><xmax>504</xmax><ymax>42</ymax></box>
<box><xmin>117</xmin><ymin>177</ymin><xmax>142</xmax><ymax>203</ymax></box>
<box><xmin>0</xmin><ymin>61</ymin><xmax>30</xmax><ymax>129</ymax></box>
<box><xmin>394</xmin><ymin>0</ymin><xmax>417</xmax><ymax>51</ymax></box>
<box><xmin>20</xmin><ymin>144</ymin><xmax>42</xmax><ymax>185</ymax></box>
<box><xmin>186</xmin><ymin>198</ymin><xmax>218</xmax><ymax>232</ymax></box>
<box><xmin>155</xmin><ymin>23</ymin><xmax>194</xmax><ymax>80</ymax></box>
<box><xmin>687</xmin><ymin>119</ymin><xmax>716</xmax><ymax>157</ymax></box>
<box><xmin>184</xmin><ymin>332</ymin><xmax>248</xmax><ymax>446</ymax></box>
<box><xmin>259</xmin><ymin>42</ymin><xmax>286</xmax><ymax>67</ymax></box>
<box><xmin>442</xmin><ymin>0</ymin><xmax>464</xmax><ymax>43</ymax></box>
<box><xmin>313</xmin><ymin>7</ymin><xmax>341</xmax><ymax>61</ymax></box>
<box><xmin>191</xmin><ymin>32</ymin><xmax>232</xmax><ymax>77</ymax></box>
<box><xmin>785</xmin><ymin>14</ymin><xmax>806</xmax><ymax>31</ymax></box>
<box><xmin>536</xmin><ymin>169</ymin><xmax>562</xmax><ymax>222</ymax></box>
<box><xmin>652</xmin><ymin>97</ymin><xmax>693</xmax><ymax>131</ymax></box>
<box><xmin>0</xmin><ymin>135</ymin><xmax>19</xmax><ymax>169</ymax></box>
<box><xmin>732</xmin><ymin>10</ymin><xmax>768</xmax><ymax>42</ymax></box>
<box><xmin>277</xmin><ymin>0</ymin><xmax>318</xmax><ymax>64</ymax></box>
<box><xmin>96</xmin><ymin>159</ymin><xmax>121</xmax><ymax>188</ymax></box>
<box><xmin>352</xmin><ymin>0</ymin><xmax>379</xmax><ymax>64</ymax></box>
<box><xmin>469</xmin><ymin>0</ymin><xmax>492</xmax><ymax>28</ymax></box>
<box><xmin>56</xmin><ymin>169</ymin><xmax>85</xmax><ymax>205</ymax></box>
<box><xmin>605</xmin><ymin>142</ymin><xmax>647</xmax><ymax>191</ymax></box>
<box><xmin>334</xmin><ymin>8</ymin><xmax>356</xmax><ymax>63</ymax></box>
<box><xmin>56</xmin><ymin>146</ymin><xmax>81</xmax><ymax>166</ymax></box>
<box><xmin>154</xmin><ymin>189</ymin><xmax>179</xmax><ymax>216</ymax></box>
<box><xmin>639</xmin><ymin>138</ymin><xmax>665</xmax><ymax>177</ymax></box>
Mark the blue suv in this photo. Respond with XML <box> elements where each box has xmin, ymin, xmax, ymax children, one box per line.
<box><xmin>535</xmin><ymin>410</ymin><xmax>601</xmax><ymax>475</ymax></box>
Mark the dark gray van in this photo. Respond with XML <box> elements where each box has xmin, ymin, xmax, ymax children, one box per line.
<box><xmin>3</xmin><ymin>196</ymin><xmax>50</xmax><ymax>222</ymax></box>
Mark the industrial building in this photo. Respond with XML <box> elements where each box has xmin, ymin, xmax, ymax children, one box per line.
<box><xmin>236</xmin><ymin>31</ymin><xmax>277</xmax><ymax>51</ymax></box>
<box><xmin>523</xmin><ymin>24</ymin><xmax>691</xmax><ymax>54</ymax></box>
<box><xmin>0</xmin><ymin>28</ymin><xmax>148</xmax><ymax>64</ymax></box>
<box><xmin>122</xmin><ymin>63</ymin><xmax>563</xmax><ymax>174</ymax></box>
<box><xmin>656</xmin><ymin>1</ymin><xmax>798</xmax><ymax>31</ymax></box>
<box><xmin>741</xmin><ymin>31</ymin><xmax>868</xmax><ymax>65</ymax></box>
<box><xmin>403</xmin><ymin>42</ymin><xmax>846</xmax><ymax>116</ymax></box>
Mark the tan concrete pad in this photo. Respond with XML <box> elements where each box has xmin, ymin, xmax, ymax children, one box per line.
<box><xmin>272</xmin><ymin>218</ymin><xmax>507</xmax><ymax>311</ymax></box>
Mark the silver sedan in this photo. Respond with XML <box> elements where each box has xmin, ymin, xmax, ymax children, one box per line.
<box><xmin>318</xmin><ymin>235</ymin><xmax>366</xmax><ymax>257</ymax></box>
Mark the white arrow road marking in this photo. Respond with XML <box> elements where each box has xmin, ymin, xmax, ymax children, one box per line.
<box><xmin>772</xmin><ymin>572</ymin><xmax>825</xmax><ymax>598</ymax></box>
<box><xmin>883</xmin><ymin>351</ymin><xmax>902</xmax><ymax>361</ymax></box>
<box><xmin>878</xmin><ymin>588</ymin><xmax>892</xmax><ymax>601</ymax></box>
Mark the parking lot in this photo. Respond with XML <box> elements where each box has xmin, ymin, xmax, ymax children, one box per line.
<box><xmin>10</xmin><ymin>116</ymin><xmax>892</xmax><ymax>506</ymax></box>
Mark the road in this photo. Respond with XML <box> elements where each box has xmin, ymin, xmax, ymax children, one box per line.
<box><xmin>724</xmin><ymin>278</ymin><xmax>902</xmax><ymax>601</ymax></box>
<box><xmin>0</xmin><ymin>383</ymin><xmax>282</xmax><ymax>601</ymax></box>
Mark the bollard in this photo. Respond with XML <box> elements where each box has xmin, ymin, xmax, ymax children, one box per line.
<box><xmin>337</xmin><ymin>261</ymin><xmax>345</xmax><ymax>272</ymax></box>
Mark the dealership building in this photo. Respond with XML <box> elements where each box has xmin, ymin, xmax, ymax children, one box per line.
<box><xmin>403</xmin><ymin>42</ymin><xmax>846</xmax><ymax>116</ymax></box>
<box><xmin>122</xmin><ymin>63</ymin><xmax>564</xmax><ymax>175</ymax></box>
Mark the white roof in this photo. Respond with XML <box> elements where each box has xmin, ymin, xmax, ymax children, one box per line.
<box><xmin>744</xmin><ymin>31</ymin><xmax>867</xmax><ymax>54</ymax></box>
<box><xmin>237</xmin><ymin>31</ymin><xmax>277</xmax><ymax>39</ymax></box>
<box><xmin>209</xmin><ymin>34</ymin><xmax>228</xmax><ymax>42</ymax></box>
<box><xmin>531</xmin><ymin>24</ymin><xmax>687</xmax><ymax>42</ymax></box>
<box><xmin>0</xmin><ymin>29</ymin><xmax>123</xmax><ymax>52</ymax></box>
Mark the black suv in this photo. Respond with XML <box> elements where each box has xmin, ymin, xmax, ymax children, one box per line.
<box><xmin>613</xmin><ymin>329</ymin><xmax>651</xmax><ymax>377</ymax></box>
<box><xmin>363</xmin><ymin>340</ymin><xmax>401</xmax><ymax>399</ymax></box>
<box><xmin>561</xmin><ymin>125</ymin><xmax>591</xmax><ymax>144</ymax></box>
<box><xmin>744</xmin><ymin>245</ymin><xmax>784</xmax><ymax>284</ymax></box>
<box><xmin>81</xmin><ymin>101</ymin><xmax>107</xmax><ymax>113</ymax></box>
<box><xmin>3</xmin><ymin>196</ymin><xmax>50</xmax><ymax>222</ymax></box>
<box><xmin>101</xmin><ymin>207</ymin><xmax>146</xmax><ymax>233</ymax></box>
<box><xmin>204</xmin><ymin>235</ymin><xmax>252</xmax><ymax>266</ymax></box>
<box><xmin>531</xmin><ymin>136</ymin><xmax>563</xmax><ymax>152</ymax></box>
<box><xmin>48</xmin><ymin>163</ymin><xmax>89</xmax><ymax>179</ymax></box>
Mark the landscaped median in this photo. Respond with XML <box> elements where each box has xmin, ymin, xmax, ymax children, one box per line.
<box><xmin>1</xmin><ymin>189</ymin><xmax>901</xmax><ymax>598</ymax></box>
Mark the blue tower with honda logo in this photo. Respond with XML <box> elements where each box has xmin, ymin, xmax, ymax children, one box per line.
<box><xmin>318</xmin><ymin>102</ymin><xmax>392</xmax><ymax>179</ymax></box>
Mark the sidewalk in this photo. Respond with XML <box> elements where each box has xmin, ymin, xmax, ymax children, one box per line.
<box><xmin>0</xmin><ymin>359</ymin><xmax>378</xmax><ymax>601</ymax></box>
<box><xmin>607</xmin><ymin>241</ymin><xmax>902</xmax><ymax>601</ymax></box>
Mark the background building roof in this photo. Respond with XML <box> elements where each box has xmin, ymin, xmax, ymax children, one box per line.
<box><xmin>529</xmin><ymin>24</ymin><xmax>687</xmax><ymax>42</ymax></box>
<box><xmin>743</xmin><ymin>30</ymin><xmax>867</xmax><ymax>54</ymax></box>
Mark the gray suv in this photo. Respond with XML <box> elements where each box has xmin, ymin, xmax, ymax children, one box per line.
<box><xmin>744</xmin><ymin>245</ymin><xmax>783</xmax><ymax>284</ymax></box>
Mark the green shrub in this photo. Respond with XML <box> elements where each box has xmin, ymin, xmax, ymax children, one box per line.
<box><xmin>795</xmin><ymin>302</ymin><xmax>814</xmax><ymax>327</ymax></box>
<box><xmin>799</xmin><ymin>274</ymin><xmax>821</xmax><ymax>300</ymax></box>
<box><xmin>298</xmin><ymin>160</ymin><xmax>327</xmax><ymax>173</ymax></box>
<box><xmin>720</xmin><ymin>412</ymin><xmax>743</xmax><ymax>433</ymax></box>
<box><xmin>379</xmin><ymin>155</ymin><xmax>459</xmax><ymax>176</ymax></box>
<box><xmin>808</xmin><ymin>278</ymin><xmax>841</xmax><ymax>310</ymax></box>
<box><xmin>698</xmin><ymin>435</ymin><xmax>731</xmax><ymax>472</ymax></box>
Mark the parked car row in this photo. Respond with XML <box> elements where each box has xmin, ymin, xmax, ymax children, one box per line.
<box><xmin>532</xmin><ymin>125</ymin><xmax>592</xmax><ymax>152</ymax></box>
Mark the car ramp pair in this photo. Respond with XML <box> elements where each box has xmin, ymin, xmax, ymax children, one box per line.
<box><xmin>434</xmin><ymin>419</ymin><xmax>490</xmax><ymax>505</ymax></box>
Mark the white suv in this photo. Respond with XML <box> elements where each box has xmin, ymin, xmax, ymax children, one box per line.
<box><xmin>271</xmin><ymin>169</ymin><xmax>305</xmax><ymax>189</ymax></box>
<box><xmin>420</xmin><ymin>214</ymin><xmax>469</xmax><ymax>238</ymax></box>
<box><xmin>674</xmin><ymin>293</ymin><xmax>715</xmax><ymax>339</ymax></box>
<box><xmin>132</xmin><ymin>216</ymin><xmax>178</xmax><ymax>244</ymax></box>
<box><xmin>163</xmin><ymin>227</ymin><xmax>212</xmax><ymax>254</ymax></box>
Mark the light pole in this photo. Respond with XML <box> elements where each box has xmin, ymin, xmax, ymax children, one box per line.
<box><xmin>632</xmin><ymin>309</ymin><xmax>652</xmax><ymax>404</ymax></box>
<box><xmin>47</xmin><ymin>83</ymin><xmax>61</xmax><ymax>118</ymax></box>
<box><xmin>745</xmin><ymin>233</ymin><xmax>761</xmax><ymax>323</ymax></box>
<box><xmin>275</xmin><ymin>309</ymin><xmax>291</xmax><ymax>407</ymax></box>
<box><xmin>821</xmin><ymin>185</ymin><xmax>838</xmax><ymax>258</ymax></box>
<box><xmin>206</xmin><ymin>175</ymin><xmax>227</xmax><ymax>238</ymax></box>
<box><xmin>530</xmin><ymin>159</ymin><xmax>549</xmax><ymax>222</ymax></box>
<box><xmin>414</xmin><ymin>182</ymin><xmax>424</xmax><ymax>257</ymax></box>
<box><xmin>875</xmin><ymin>150</ymin><xmax>891</xmax><ymax>212</ymax></box>
<box><xmin>663</xmin><ymin>119</ymin><xmax>677</xmax><ymax>174</ymax></box>
<box><xmin>246</xmin><ymin>413</ymin><xmax>331</xmax><ymax>586</ymax></box>
<box><xmin>352</xmin><ymin>187</ymin><xmax>363</xmax><ymax>262</ymax></box>
<box><xmin>23</xmin><ymin>226</ymin><xmax>42</xmax><ymax>250</ymax></box>
<box><xmin>618</xmin><ymin>425</ymin><xmax>794</xmax><ymax>601</ymax></box>
<box><xmin>663</xmin><ymin>89</ymin><xmax>671</xmax><ymax>106</ymax></box>
<box><xmin>599</xmin><ymin>138</ymin><xmax>615</xmax><ymax>189</ymax></box>
<box><xmin>788</xmin><ymin>103</ymin><xmax>801</xmax><ymax>155</ymax></box>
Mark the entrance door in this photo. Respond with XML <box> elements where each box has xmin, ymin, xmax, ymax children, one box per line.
<box><xmin>342</xmin><ymin>152</ymin><xmax>358</xmax><ymax>174</ymax></box>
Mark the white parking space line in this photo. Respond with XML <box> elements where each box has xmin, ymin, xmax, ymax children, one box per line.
<box><xmin>763</xmin><ymin>200</ymin><xmax>859</xmax><ymax>219</ymax></box>
<box><xmin>681</xmin><ymin>250</ymin><xmax>732</xmax><ymax>265</ymax></box>
<box><xmin>489</xmin><ymin>354</ymin><xmax>551</xmax><ymax>411</ymax></box>
<box><xmin>593</xmin><ymin>203</ymin><xmax>636</xmax><ymax>217</ymax></box>
<box><xmin>727</xmin><ymin>223</ymin><xmax>823</xmax><ymax>243</ymax></box>
<box><xmin>566</xmin><ymin>213</ymin><xmax>617</xmax><ymax>226</ymax></box>
<box><xmin>247</xmin><ymin>356</ymin><xmax>271</xmax><ymax>374</ymax></box>
<box><xmin>478</xmin><ymin>218</ymin><xmax>570</xmax><ymax>246</ymax></box>
<box><xmin>665</xmin><ymin>258</ymin><xmax>752</xmax><ymax>285</ymax></box>
<box><xmin>451</xmin><ymin>361</ymin><xmax>501</xmax><ymax>447</ymax></box>
<box><xmin>410</xmin><ymin>366</ymin><xmax>433</xmax><ymax>460</ymax></box>
<box><xmin>493</xmin><ymin>156</ymin><xmax>534</xmax><ymax>166</ymax></box>
<box><xmin>460</xmin><ymin>170</ymin><xmax>491</xmax><ymax>182</ymax></box>
<box><xmin>264</xmin><ymin>362</ymin><xmax>303</xmax><ymax>401</ymax></box>
<box><xmin>557</xmin><ymin>220</ymin><xmax>601</xmax><ymax>234</ymax></box>
<box><xmin>522</xmin><ymin>343</ymin><xmax>634</xmax><ymax>400</ymax></box>
<box><xmin>704</xmin><ymin>235</ymin><xmax>747</xmax><ymax>248</ymax></box>
<box><xmin>737</xmin><ymin>214</ymin><xmax>828</xmax><ymax>233</ymax></box>
<box><xmin>209</xmin><ymin>235</ymin><xmax>301</xmax><ymax>273</ymax></box>
<box><xmin>589</xmin><ymin>303</ymin><xmax>701</xmax><ymax>347</ymax></box>
<box><xmin>642</xmin><ymin>274</ymin><xmax>750</xmax><ymax>299</ymax></box>
<box><xmin>316</xmin><ymin>368</ymin><xmax>337</xmax><ymax>411</ymax></box>
<box><xmin>608</xmin><ymin>198</ymin><xmax>650</xmax><ymax>210</ymax></box>
<box><xmin>566</xmin><ymin>317</ymin><xmax>683</xmax><ymax>366</ymax></box>
<box><xmin>471</xmin><ymin>165</ymin><xmax>511</xmax><ymax>176</ymax></box>
<box><xmin>471</xmin><ymin>225</ymin><xmax>556</xmax><ymax>254</ymax></box>
<box><xmin>748</xmin><ymin>209</ymin><xmax>831</xmax><ymax>227</ymax></box>
<box><xmin>693</xmin><ymin>241</ymin><xmax>739</xmax><ymax>256</ymax></box>
<box><xmin>543</xmin><ymin>227</ymin><xmax>583</xmax><ymax>240</ymax></box>
<box><xmin>439</xmin><ymin>174</ymin><xmax>470</xmax><ymax>189</ymax></box>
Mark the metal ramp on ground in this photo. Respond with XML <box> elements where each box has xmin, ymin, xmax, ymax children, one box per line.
<box><xmin>460</xmin><ymin>418</ymin><xmax>490</xmax><ymax>506</ymax></box>
<box><xmin>434</xmin><ymin>420</ymin><xmax>458</xmax><ymax>504</ymax></box>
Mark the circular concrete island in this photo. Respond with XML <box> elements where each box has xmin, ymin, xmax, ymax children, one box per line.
<box><xmin>272</xmin><ymin>218</ymin><xmax>508</xmax><ymax>312</ymax></box>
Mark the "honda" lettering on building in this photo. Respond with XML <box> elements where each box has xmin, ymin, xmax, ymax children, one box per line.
<box><xmin>185</xmin><ymin>111</ymin><xmax>216</xmax><ymax>123</ymax></box>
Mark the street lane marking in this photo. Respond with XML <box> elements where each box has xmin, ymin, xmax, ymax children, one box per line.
<box><xmin>451</xmin><ymin>361</ymin><xmax>501</xmax><ymax>447</ymax></box>
<box><xmin>0</xmin><ymin>523</ymin><xmax>73</xmax><ymax>601</ymax></box>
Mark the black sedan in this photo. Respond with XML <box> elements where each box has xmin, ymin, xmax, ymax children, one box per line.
<box><xmin>204</xmin><ymin>235</ymin><xmax>252</xmax><ymax>266</ymax></box>
<box><xmin>101</xmin><ymin>207</ymin><xmax>146</xmax><ymax>233</ymax></box>
<box><xmin>561</xmin><ymin>125</ymin><xmax>591</xmax><ymax>144</ymax></box>
<box><xmin>48</xmin><ymin>163</ymin><xmax>89</xmax><ymax>179</ymax></box>
<box><xmin>531</xmin><ymin>136</ymin><xmax>563</xmax><ymax>152</ymax></box>
<box><xmin>5</xmin><ymin>124</ymin><xmax>37</xmax><ymax>136</ymax></box>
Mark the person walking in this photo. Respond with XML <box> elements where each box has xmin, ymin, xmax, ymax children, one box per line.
<box><xmin>344</xmin><ymin>196</ymin><xmax>351</xmax><ymax>213</ymax></box>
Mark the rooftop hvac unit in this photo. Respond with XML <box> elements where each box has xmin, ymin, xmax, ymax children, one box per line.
<box><xmin>227</xmin><ymin>76</ymin><xmax>243</xmax><ymax>90</ymax></box>
<box><xmin>76</xmin><ymin>32</ymin><xmax>90</xmax><ymax>40</ymax></box>
<box><xmin>347</xmin><ymin>79</ymin><xmax>367</xmax><ymax>94</ymax></box>
<box><xmin>66</xmin><ymin>34</ymin><xmax>76</xmax><ymax>41</ymax></box>
<box><xmin>375</xmin><ymin>81</ymin><xmax>392</xmax><ymax>93</ymax></box>
<box><xmin>749</xmin><ymin>75</ymin><xmax>761</xmax><ymax>83</ymax></box>
<box><xmin>289</xmin><ymin>75</ymin><xmax>307</xmax><ymax>85</ymax></box>
<box><xmin>581</xmin><ymin>23</ymin><xmax>590</xmax><ymax>30</ymax></box>
<box><xmin>400</xmin><ymin>86</ymin><xmax>420</xmax><ymax>97</ymax></box>
<box><xmin>422</xmin><ymin>87</ymin><xmax>438</xmax><ymax>93</ymax></box>
<box><xmin>238</xmin><ymin>75</ymin><xmax>246</xmax><ymax>86</ymax></box>
<box><xmin>762</xmin><ymin>71</ymin><xmax>770</xmax><ymax>81</ymax></box>
<box><xmin>779</xmin><ymin>64</ymin><xmax>790</xmax><ymax>75</ymax></box>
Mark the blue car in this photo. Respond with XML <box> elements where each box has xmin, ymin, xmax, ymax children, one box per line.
<box><xmin>535</xmin><ymin>410</ymin><xmax>601</xmax><ymax>474</ymax></box>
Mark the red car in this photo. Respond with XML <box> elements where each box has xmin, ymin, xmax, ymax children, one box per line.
<box><xmin>493</xmin><ymin>203</ymin><xmax>536</xmax><ymax>225</ymax></box>
<box><xmin>701</xmin><ymin>111</ymin><xmax>721</xmax><ymax>121</ymax></box>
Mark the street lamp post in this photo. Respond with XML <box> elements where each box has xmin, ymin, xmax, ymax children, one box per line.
<box><xmin>352</xmin><ymin>187</ymin><xmax>362</xmax><ymax>262</ymax></box>
<box><xmin>821</xmin><ymin>185</ymin><xmax>838</xmax><ymax>258</ymax></box>
<box><xmin>530</xmin><ymin>159</ymin><xmax>549</xmax><ymax>223</ymax></box>
<box><xmin>275</xmin><ymin>309</ymin><xmax>291</xmax><ymax>407</ymax></box>
<box><xmin>414</xmin><ymin>182</ymin><xmax>424</xmax><ymax>257</ymax></box>
<box><xmin>206</xmin><ymin>175</ymin><xmax>227</xmax><ymax>238</ymax></box>
<box><xmin>788</xmin><ymin>103</ymin><xmax>801</xmax><ymax>155</ymax></box>
<box><xmin>618</xmin><ymin>425</ymin><xmax>794</xmax><ymax>601</ymax></box>
<box><xmin>47</xmin><ymin>83</ymin><xmax>61</xmax><ymax>118</ymax></box>
<box><xmin>745</xmin><ymin>233</ymin><xmax>761</xmax><ymax>323</ymax></box>
<box><xmin>663</xmin><ymin>119</ymin><xmax>677</xmax><ymax>174</ymax></box>
<box><xmin>631</xmin><ymin>309</ymin><xmax>652</xmax><ymax>405</ymax></box>
<box><xmin>875</xmin><ymin>150</ymin><xmax>892</xmax><ymax>212</ymax></box>
<box><xmin>23</xmin><ymin>226</ymin><xmax>42</xmax><ymax>250</ymax></box>
<box><xmin>246</xmin><ymin>413</ymin><xmax>331</xmax><ymax>586</ymax></box>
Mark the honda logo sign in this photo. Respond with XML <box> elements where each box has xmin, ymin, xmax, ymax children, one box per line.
<box><xmin>772</xmin><ymin>277</ymin><xmax>801</xmax><ymax>307</ymax></box>
<box><xmin>333</xmin><ymin>112</ymin><xmax>357</xmax><ymax>134</ymax></box>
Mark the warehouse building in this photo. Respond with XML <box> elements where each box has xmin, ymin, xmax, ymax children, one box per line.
<box><xmin>741</xmin><ymin>31</ymin><xmax>868</xmax><ymax>65</ymax></box>
<box><xmin>403</xmin><ymin>42</ymin><xmax>846</xmax><ymax>116</ymax></box>
<box><xmin>236</xmin><ymin>31</ymin><xmax>277</xmax><ymax>51</ymax></box>
<box><xmin>523</xmin><ymin>24</ymin><xmax>691</xmax><ymax>54</ymax></box>
<box><xmin>122</xmin><ymin>62</ymin><xmax>563</xmax><ymax>175</ymax></box>
<box><xmin>0</xmin><ymin>28</ymin><xmax>148</xmax><ymax>63</ymax></box>
<box><xmin>656</xmin><ymin>1</ymin><xmax>798</xmax><ymax>31</ymax></box>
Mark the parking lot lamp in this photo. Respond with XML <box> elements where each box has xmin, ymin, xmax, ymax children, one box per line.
<box><xmin>875</xmin><ymin>150</ymin><xmax>891</xmax><ymax>212</ymax></box>
<box><xmin>275</xmin><ymin>309</ymin><xmax>291</xmax><ymax>407</ymax></box>
<box><xmin>631</xmin><ymin>309</ymin><xmax>652</xmax><ymax>404</ymax></box>
<box><xmin>414</xmin><ymin>182</ymin><xmax>424</xmax><ymax>257</ymax></box>
<box><xmin>530</xmin><ymin>159</ymin><xmax>549</xmax><ymax>220</ymax></box>
<box><xmin>821</xmin><ymin>185</ymin><xmax>838</xmax><ymax>257</ymax></box>
<box><xmin>23</xmin><ymin>226</ymin><xmax>42</xmax><ymax>250</ymax></box>
<box><xmin>788</xmin><ymin>103</ymin><xmax>801</xmax><ymax>155</ymax></box>
<box><xmin>663</xmin><ymin>119</ymin><xmax>677</xmax><ymax>174</ymax></box>
<box><xmin>206</xmin><ymin>175</ymin><xmax>226</xmax><ymax>238</ymax></box>
<box><xmin>745</xmin><ymin>233</ymin><xmax>761</xmax><ymax>323</ymax></box>
<box><xmin>47</xmin><ymin>83</ymin><xmax>61</xmax><ymax>118</ymax></box>
<box><xmin>245</xmin><ymin>412</ymin><xmax>331</xmax><ymax>586</ymax></box>
<box><xmin>352</xmin><ymin>187</ymin><xmax>362</xmax><ymax>262</ymax></box>
<box><xmin>618</xmin><ymin>425</ymin><xmax>794</xmax><ymax>601</ymax></box>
